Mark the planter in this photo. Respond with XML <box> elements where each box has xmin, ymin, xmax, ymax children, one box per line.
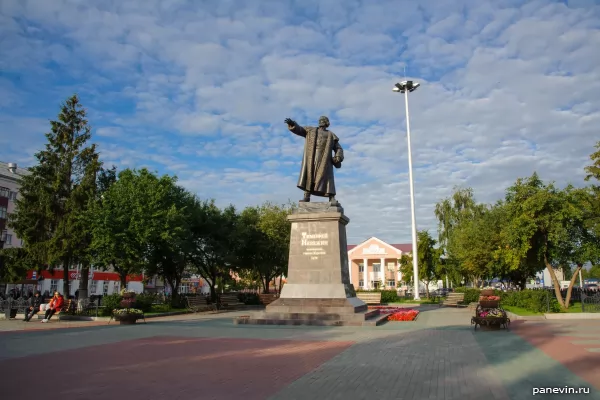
<box><xmin>115</xmin><ymin>313</ymin><xmax>138</xmax><ymax>325</ymax></box>
<box><xmin>122</xmin><ymin>293</ymin><xmax>135</xmax><ymax>299</ymax></box>
<box><xmin>259</xmin><ymin>294</ymin><xmax>278</xmax><ymax>305</ymax></box>
<box><xmin>480</xmin><ymin>289</ymin><xmax>495</xmax><ymax>296</ymax></box>
<box><xmin>479</xmin><ymin>300</ymin><xmax>499</xmax><ymax>308</ymax></box>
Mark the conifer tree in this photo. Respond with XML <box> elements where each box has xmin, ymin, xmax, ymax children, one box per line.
<box><xmin>10</xmin><ymin>94</ymin><xmax>101</xmax><ymax>296</ymax></box>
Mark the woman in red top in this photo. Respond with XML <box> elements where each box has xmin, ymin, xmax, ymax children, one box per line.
<box><xmin>42</xmin><ymin>292</ymin><xmax>64</xmax><ymax>323</ymax></box>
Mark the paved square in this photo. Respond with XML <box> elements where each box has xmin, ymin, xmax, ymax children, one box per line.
<box><xmin>0</xmin><ymin>336</ymin><xmax>353</xmax><ymax>400</ymax></box>
<box><xmin>0</xmin><ymin>307</ymin><xmax>598</xmax><ymax>400</ymax></box>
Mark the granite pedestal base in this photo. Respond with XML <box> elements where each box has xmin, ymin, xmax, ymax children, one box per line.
<box><xmin>233</xmin><ymin>201</ymin><xmax>389</xmax><ymax>327</ymax></box>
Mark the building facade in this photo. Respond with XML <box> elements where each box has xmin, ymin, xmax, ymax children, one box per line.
<box><xmin>22</xmin><ymin>267</ymin><xmax>144</xmax><ymax>297</ymax></box>
<box><xmin>347</xmin><ymin>237</ymin><xmax>412</xmax><ymax>290</ymax></box>
<box><xmin>0</xmin><ymin>161</ymin><xmax>29</xmax><ymax>250</ymax></box>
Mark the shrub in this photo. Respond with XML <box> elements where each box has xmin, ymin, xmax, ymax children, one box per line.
<box><xmin>500</xmin><ymin>290</ymin><xmax>560</xmax><ymax>313</ymax></box>
<box><xmin>453</xmin><ymin>287</ymin><xmax>481</xmax><ymax>303</ymax></box>
<box><xmin>101</xmin><ymin>293</ymin><xmax>122</xmax><ymax>316</ymax></box>
<box><xmin>238</xmin><ymin>292</ymin><xmax>261</xmax><ymax>305</ymax></box>
<box><xmin>134</xmin><ymin>293</ymin><xmax>157</xmax><ymax>313</ymax></box>
<box><xmin>151</xmin><ymin>304</ymin><xmax>171</xmax><ymax>313</ymax></box>
<box><xmin>380</xmin><ymin>290</ymin><xmax>399</xmax><ymax>303</ymax></box>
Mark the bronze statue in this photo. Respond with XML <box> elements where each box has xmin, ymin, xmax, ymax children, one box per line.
<box><xmin>285</xmin><ymin>116</ymin><xmax>344</xmax><ymax>202</ymax></box>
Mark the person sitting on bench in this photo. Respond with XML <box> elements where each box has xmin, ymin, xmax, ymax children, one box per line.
<box><xmin>24</xmin><ymin>291</ymin><xmax>43</xmax><ymax>322</ymax></box>
<box><xmin>42</xmin><ymin>292</ymin><xmax>64</xmax><ymax>323</ymax></box>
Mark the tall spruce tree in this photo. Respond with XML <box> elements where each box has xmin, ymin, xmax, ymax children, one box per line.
<box><xmin>9</xmin><ymin>94</ymin><xmax>101</xmax><ymax>296</ymax></box>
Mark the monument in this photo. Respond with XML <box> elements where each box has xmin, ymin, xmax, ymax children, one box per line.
<box><xmin>234</xmin><ymin>117</ymin><xmax>388</xmax><ymax>326</ymax></box>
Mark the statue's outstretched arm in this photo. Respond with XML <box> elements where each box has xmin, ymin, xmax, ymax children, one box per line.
<box><xmin>285</xmin><ymin>118</ymin><xmax>307</xmax><ymax>137</ymax></box>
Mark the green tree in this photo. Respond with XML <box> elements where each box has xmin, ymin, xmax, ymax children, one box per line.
<box><xmin>500</xmin><ymin>173</ymin><xmax>591</xmax><ymax>308</ymax></box>
<box><xmin>143</xmin><ymin>183</ymin><xmax>196</xmax><ymax>306</ymax></box>
<box><xmin>237</xmin><ymin>202</ymin><xmax>293</xmax><ymax>294</ymax></box>
<box><xmin>582</xmin><ymin>265</ymin><xmax>600</xmax><ymax>280</ymax></box>
<box><xmin>448</xmin><ymin>204</ymin><xmax>503</xmax><ymax>286</ymax></box>
<box><xmin>188</xmin><ymin>200</ymin><xmax>240</xmax><ymax>302</ymax></box>
<box><xmin>9</xmin><ymin>94</ymin><xmax>101</xmax><ymax>296</ymax></box>
<box><xmin>0</xmin><ymin>248</ymin><xmax>31</xmax><ymax>283</ymax></box>
<box><xmin>398</xmin><ymin>230</ymin><xmax>441</xmax><ymax>298</ymax></box>
<box><xmin>91</xmin><ymin>168</ymin><xmax>178</xmax><ymax>289</ymax></box>
<box><xmin>434</xmin><ymin>187</ymin><xmax>480</xmax><ymax>286</ymax></box>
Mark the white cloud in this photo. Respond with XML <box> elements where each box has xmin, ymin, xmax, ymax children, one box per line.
<box><xmin>0</xmin><ymin>0</ymin><xmax>599</xmax><ymax>245</ymax></box>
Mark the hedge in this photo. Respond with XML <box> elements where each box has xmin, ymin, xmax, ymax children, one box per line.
<box><xmin>355</xmin><ymin>289</ymin><xmax>399</xmax><ymax>303</ymax></box>
<box><xmin>453</xmin><ymin>287</ymin><xmax>560</xmax><ymax>313</ymax></box>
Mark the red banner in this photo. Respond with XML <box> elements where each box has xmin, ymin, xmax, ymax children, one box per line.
<box><xmin>26</xmin><ymin>270</ymin><xmax>143</xmax><ymax>282</ymax></box>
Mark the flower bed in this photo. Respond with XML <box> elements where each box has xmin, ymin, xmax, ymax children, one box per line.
<box><xmin>479</xmin><ymin>296</ymin><xmax>500</xmax><ymax>301</ymax></box>
<box><xmin>388</xmin><ymin>309</ymin><xmax>419</xmax><ymax>321</ymax></box>
<box><xmin>367</xmin><ymin>306</ymin><xmax>419</xmax><ymax>321</ymax></box>
<box><xmin>476</xmin><ymin>308</ymin><xmax>506</xmax><ymax>318</ymax></box>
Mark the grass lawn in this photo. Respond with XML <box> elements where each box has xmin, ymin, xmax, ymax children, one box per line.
<box><xmin>390</xmin><ymin>299</ymin><xmax>440</xmax><ymax>305</ymax></box>
<box><xmin>564</xmin><ymin>302</ymin><xmax>583</xmax><ymax>313</ymax></box>
<box><xmin>502</xmin><ymin>305</ymin><xmax>543</xmax><ymax>316</ymax></box>
<box><xmin>145</xmin><ymin>307</ymin><xmax>188</xmax><ymax>316</ymax></box>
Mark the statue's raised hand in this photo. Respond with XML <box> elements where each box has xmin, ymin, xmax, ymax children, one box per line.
<box><xmin>285</xmin><ymin>118</ymin><xmax>296</xmax><ymax>128</ymax></box>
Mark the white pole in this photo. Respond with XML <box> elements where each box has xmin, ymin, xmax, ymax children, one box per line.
<box><xmin>579</xmin><ymin>268</ymin><xmax>583</xmax><ymax>288</ymax></box>
<box><xmin>404</xmin><ymin>89</ymin><xmax>420</xmax><ymax>301</ymax></box>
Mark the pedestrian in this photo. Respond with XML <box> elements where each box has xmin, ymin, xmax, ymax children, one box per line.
<box><xmin>24</xmin><ymin>291</ymin><xmax>43</xmax><ymax>322</ymax></box>
<box><xmin>41</xmin><ymin>291</ymin><xmax>64</xmax><ymax>323</ymax></box>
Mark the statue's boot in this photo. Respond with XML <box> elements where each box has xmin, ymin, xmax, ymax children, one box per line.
<box><xmin>300</xmin><ymin>191</ymin><xmax>311</xmax><ymax>202</ymax></box>
<box><xmin>329</xmin><ymin>195</ymin><xmax>336</xmax><ymax>202</ymax></box>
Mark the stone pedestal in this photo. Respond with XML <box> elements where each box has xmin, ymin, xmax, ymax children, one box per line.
<box><xmin>234</xmin><ymin>201</ymin><xmax>388</xmax><ymax>326</ymax></box>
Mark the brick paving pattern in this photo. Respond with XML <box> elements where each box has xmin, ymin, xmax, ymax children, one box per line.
<box><xmin>0</xmin><ymin>307</ymin><xmax>598</xmax><ymax>400</ymax></box>
<box><xmin>511</xmin><ymin>320</ymin><xmax>600</xmax><ymax>391</ymax></box>
<box><xmin>0</xmin><ymin>336</ymin><xmax>352</xmax><ymax>400</ymax></box>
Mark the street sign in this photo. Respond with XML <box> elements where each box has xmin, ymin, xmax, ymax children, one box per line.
<box><xmin>32</xmin><ymin>271</ymin><xmax>37</xmax><ymax>279</ymax></box>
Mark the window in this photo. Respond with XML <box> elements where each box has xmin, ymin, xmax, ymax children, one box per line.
<box><xmin>0</xmin><ymin>206</ymin><xmax>7</xmax><ymax>219</ymax></box>
<box><xmin>114</xmin><ymin>282</ymin><xmax>120</xmax><ymax>294</ymax></box>
<box><xmin>358</xmin><ymin>264</ymin><xmax>364</xmax><ymax>273</ymax></box>
<box><xmin>387</xmin><ymin>262</ymin><xmax>396</xmax><ymax>271</ymax></box>
<box><xmin>9</xmin><ymin>191</ymin><xmax>17</xmax><ymax>201</ymax></box>
<box><xmin>103</xmin><ymin>282</ymin><xmax>109</xmax><ymax>295</ymax></box>
<box><xmin>373</xmin><ymin>263</ymin><xmax>381</xmax><ymax>273</ymax></box>
<box><xmin>179</xmin><ymin>282</ymin><xmax>191</xmax><ymax>294</ymax></box>
<box><xmin>3</xmin><ymin>234</ymin><xmax>11</xmax><ymax>245</ymax></box>
<box><xmin>50</xmin><ymin>280</ymin><xmax>58</xmax><ymax>293</ymax></box>
<box><xmin>387</xmin><ymin>280</ymin><xmax>396</xmax><ymax>287</ymax></box>
<box><xmin>358</xmin><ymin>279</ymin><xmax>364</xmax><ymax>288</ymax></box>
<box><xmin>89</xmin><ymin>280</ymin><xmax>97</xmax><ymax>294</ymax></box>
<box><xmin>0</xmin><ymin>187</ymin><xmax>9</xmax><ymax>198</ymax></box>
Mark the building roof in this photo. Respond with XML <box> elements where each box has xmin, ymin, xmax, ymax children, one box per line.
<box><xmin>0</xmin><ymin>161</ymin><xmax>30</xmax><ymax>182</ymax></box>
<box><xmin>347</xmin><ymin>243</ymin><xmax>412</xmax><ymax>252</ymax></box>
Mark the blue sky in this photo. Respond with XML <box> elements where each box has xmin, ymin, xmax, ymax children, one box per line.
<box><xmin>1</xmin><ymin>0</ymin><xmax>599</xmax><ymax>244</ymax></box>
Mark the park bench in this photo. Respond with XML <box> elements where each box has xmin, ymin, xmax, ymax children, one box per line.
<box><xmin>439</xmin><ymin>292</ymin><xmax>466</xmax><ymax>307</ymax></box>
<box><xmin>187</xmin><ymin>296</ymin><xmax>217</xmax><ymax>312</ymax></box>
<box><xmin>356</xmin><ymin>292</ymin><xmax>382</xmax><ymax>305</ymax></box>
<box><xmin>218</xmin><ymin>293</ymin><xmax>244</xmax><ymax>310</ymax></box>
<box><xmin>36</xmin><ymin>298</ymin><xmax>75</xmax><ymax>322</ymax></box>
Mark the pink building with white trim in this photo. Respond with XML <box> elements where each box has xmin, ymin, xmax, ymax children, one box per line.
<box><xmin>347</xmin><ymin>237</ymin><xmax>412</xmax><ymax>290</ymax></box>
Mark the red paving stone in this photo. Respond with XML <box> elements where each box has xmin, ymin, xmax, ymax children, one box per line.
<box><xmin>512</xmin><ymin>322</ymin><xmax>600</xmax><ymax>391</ymax></box>
<box><xmin>0</xmin><ymin>336</ymin><xmax>354</xmax><ymax>400</ymax></box>
<box><xmin>0</xmin><ymin>321</ymin><xmax>108</xmax><ymax>334</ymax></box>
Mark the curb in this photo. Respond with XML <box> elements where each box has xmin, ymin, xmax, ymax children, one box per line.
<box><xmin>0</xmin><ymin>310</ymin><xmax>191</xmax><ymax>322</ymax></box>
<box><xmin>543</xmin><ymin>313</ymin><xmax>600</xmax><ymax>320</ymax></box>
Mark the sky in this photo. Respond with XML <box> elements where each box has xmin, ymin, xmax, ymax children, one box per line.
<box><xmin>0</xmin><ymin>0</ymin><xmax>599</xmax><ymax>245</ymax></box>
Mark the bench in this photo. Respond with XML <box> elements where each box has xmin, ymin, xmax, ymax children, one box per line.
<box><xmin>187</xmin><ymin>296</ymin><xmax>216</xmax><ymax>312</ymax></box>
<box><xmin>36</xmin><ymin>299</ymin><xmax>74</xmax><ymax>322</ymax></box>
<box><xmin>356</xmin><ymin>292</ymin><xmax>382</xmax><ymax>305</ymax></box>
<box><xmin>439</xmin><ymin>292</ymin><xmax>466</xmax><ymax>307</ymax></box>
<box><xmin>218</xmin><ymin>293</ymin><xmax>244</xmax><ymax>310</ymax></box>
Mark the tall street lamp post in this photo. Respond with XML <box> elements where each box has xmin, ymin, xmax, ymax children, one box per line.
<box><xmin>393</xmin><ymin>80</ymin><xmax>421</xmax><ymax>300</ymax></box>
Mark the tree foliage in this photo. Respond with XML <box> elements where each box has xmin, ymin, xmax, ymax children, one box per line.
<box><xmin>9</xmin><ymin>94</ymin><xmax>100</xmax><ymax>295</ymax></box>
<box><xmin>398</xmin><ymin>230</ymin><xmax>441</xmax><ymax>298</ymax></box>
